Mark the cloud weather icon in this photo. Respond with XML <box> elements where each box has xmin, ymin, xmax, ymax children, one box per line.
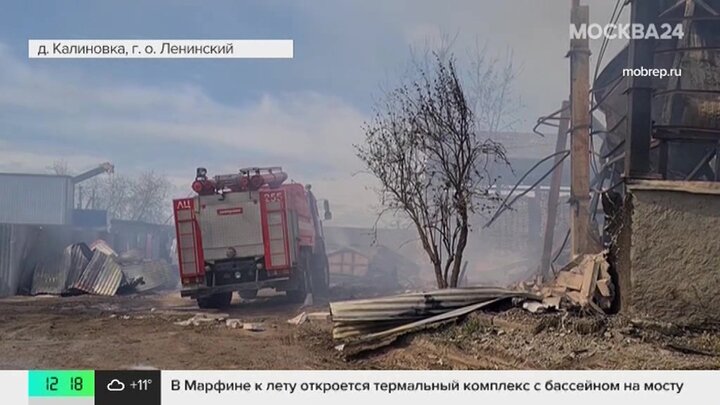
<box><xmin>107</xmin><ymin>379</ymin><xmax>125</xmax><ymax>392</ymax></box>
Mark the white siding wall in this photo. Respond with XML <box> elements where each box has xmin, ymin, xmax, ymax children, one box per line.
<box><xmin>0</xmin><ymin>174</ymin><xmax>74</xmax><ymax>225</ymax></box>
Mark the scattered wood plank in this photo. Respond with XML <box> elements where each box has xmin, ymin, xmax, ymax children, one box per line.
<box><xmin>598</xmin><ymin>260</ymin><xmax>611</xmax><ymax>280</ymax></box>
<box><xmin>542</xmin><ymin>286</ymin><xmax>569</xmax><ymax>296</ymax></box>
<box><xmin>532</xmin><ymin>252</ymin><xmax>614</xmax><ymax>314</ymax></box>
<box><xmin>580</xmin><ymin>260</ymin><xmax>600</xmax><ymax>303</ymax></box>
<box><xmin>307</xmin><ymin>312</ymin><xmax>331</xmax><ymax>321</ymax></box>
<box><xmin>596</xmin><ymin>278</ymin><xmax>612</xmax><ymax>297</ymax></box>
<box><xmin>586</xmin><ymin>298</ymin><xmax>606</xmax><ymax>315</ymax></box>
<box><xmin>566</xmin><ymin>291</ymin><xmax>584</xmax><ymax>305</ymax></box>
<box><xmin>556</xmin><ymin>272</ymin><xmax>584</xmax><ymax>290</ymax></box>
<box><xmin>542</xmin><ymin>296</ymin><xmax>562</xmax><ymax>309</ymax></box>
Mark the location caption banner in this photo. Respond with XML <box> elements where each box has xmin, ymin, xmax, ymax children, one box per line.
<box><xmin>28</xmin><ymin>39</ymin><xmax>293</xmax><ymax>59</ymax></box>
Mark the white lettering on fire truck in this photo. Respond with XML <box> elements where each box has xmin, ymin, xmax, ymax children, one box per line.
<box><xmin>217</xmin><ymin>207</ymin><xmax>244</xmax><ymax>216</ymax></box>
<box><xmin>175</xmin><ymin>199</ymin><xmax>192</xmax><ymax>210</ymax></box>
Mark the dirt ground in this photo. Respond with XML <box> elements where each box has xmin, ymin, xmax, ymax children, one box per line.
<box><xmin>369</xmin><ymin>309</ymin><xmax>720</xmax><ymax>369</ymax></box>
<box><xmin>1</xmin><ymin>291</ymin><xmax>719</xmax><ymax>370</ymax></box>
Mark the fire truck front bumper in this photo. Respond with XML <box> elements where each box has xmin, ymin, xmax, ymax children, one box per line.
<box><xmin>180</xmin><ymin>277</ymin><xmax>293</xmax><ymax>299</ymax></box>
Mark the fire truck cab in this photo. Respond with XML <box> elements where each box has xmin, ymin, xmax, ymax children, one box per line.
<box><xmin>173</xmin><ymin>167</ymin><xmax>330</xmax><ymax>308</ymax></box>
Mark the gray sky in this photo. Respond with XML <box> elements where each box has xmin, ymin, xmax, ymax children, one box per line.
<box><xmin>0</xmin><ymin>0</ymin><xmax>630</xmax><ymax>226</ymax></box>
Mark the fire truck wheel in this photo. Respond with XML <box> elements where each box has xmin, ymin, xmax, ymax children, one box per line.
<box><xmin>196</xmin><ymin>292</ymin><xmax>233</xmax><ymax>309</ymax></box>
<box><xmin>287</xmin><ymin>250</ymin><xmax>311</xmax><ymax>302</ymax></box>
<box><xmin>310</xmin><ymin>258</ymin><xmax>329</xmax><ymax>297</ymax></box>
<box><xmin>286</xmin><ymin>270</ymin><xmax>308</xmax><ymax>303</ymax></box>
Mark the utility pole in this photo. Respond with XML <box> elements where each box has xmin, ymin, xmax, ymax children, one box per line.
<box><xmin>569</xmin><ymin>0</ymin><xmax>591</xmax><ymax>257</ymax></box>
<box><xmin>540</xmin><ymin>100</ymin><xmax>570</xmax><ymax>280</ymax></box>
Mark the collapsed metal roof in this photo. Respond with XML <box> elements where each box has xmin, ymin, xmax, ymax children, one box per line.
<box><xmin>330</xmin><ymin>286</ymin><xmax>541</xmax><ymax>341</ymax></box>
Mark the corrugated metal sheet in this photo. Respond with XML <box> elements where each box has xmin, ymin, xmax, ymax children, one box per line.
<box><xmin>330</xmin><ymin>287</ymin><xmax>541</xmax><ymax>340</ymax></box>
<box><xmin>120</xmin><ymin>261</ymin><xmax>172</xmax><ymax>292</ymax></box>
<box><xmin>29</xmin><ymin>252</ymin><xmax>64</xmax><ymax>295</ymax></box>
<box><xmin>31</xmin><ymin>243</ymin><xmax>91</xmax><ymax>295</ymax></box>
<box><xmin>72</xmin><ymin>250</ymin><xmax>122</xmax><ymax>296</ymax></box>
<box><xmin>331</xmin><ymin>287</ymin><xmax>539</xmax><ymax>322</ymax></box>
<box><xmin>66</xmin><ymin>244</ymin><xmax>92</xmax><ymax>291</ymax></box>
<box><xmin>0</xmin><ymin>224</ymin><xmax>18</xmax><ymax>297</ymax></box>
<box><xmin>335</xmin><ymin>298</ymin><xmax>504</xmax><ymax>344</ymax></box>
<box><xmin>0</xmin><ymin>173</ymin><xmax>74</xmax><ymax>225</ymax></box>
<box><xmin>0</xmin><ymin>224</ymin><xmax>32</xmax><ymax>297</ymax></box>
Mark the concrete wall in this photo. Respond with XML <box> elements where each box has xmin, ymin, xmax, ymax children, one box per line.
<box><xmin>622</xmin><ymin>181</ymin><xmax>720</xmax><ymax>327</ymax></box>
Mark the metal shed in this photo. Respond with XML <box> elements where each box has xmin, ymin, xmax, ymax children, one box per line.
<box><xmin>0</xmin><ymin>173</ymin><xmax>74</xmax><ymax>225</ymax></box>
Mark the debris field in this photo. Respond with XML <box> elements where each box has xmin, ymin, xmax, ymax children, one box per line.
<box><xmin>1</xmin><ymin>290</ymin><xmax>719</xmax><ymax>370</ymax></box>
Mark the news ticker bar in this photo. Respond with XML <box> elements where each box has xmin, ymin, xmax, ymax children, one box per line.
<box><xmin>28</xmin><ymin>40</ymin><xmax>293</xmax><ymax>59</ymax></box>
<box><xmin>2</xmin><ymin>370</ymin><xmax>720</xmax><ymax>405</ymax></box>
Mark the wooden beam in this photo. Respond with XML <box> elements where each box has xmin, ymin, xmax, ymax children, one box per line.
<box><xmin>556</xmin><ymin>271</ymin><xmax>584</xmax><ymax>290</ymax></box>
<box><xmin>540</xmin><ymin>100</ymin><xmax>570</xmax><ymax>280</ymax></box>
<box><xmin>569</xmin><ymin>1</ymin><xmax>592</xmax><ymax>256</ymax></box>
<box><xmin>580</xmin><ymin>260</ymin><xmax>600</xmax><ymax>301</ymax></box>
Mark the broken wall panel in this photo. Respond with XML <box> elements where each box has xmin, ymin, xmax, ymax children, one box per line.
<box><xmin>72</xmin><ymin>250</ymin><xmax>123</xmax><ymax>296</ymax></box>
<box><xmin>0</xmin><ymin>224</ymin><xmax>32</xmax><ymax>297</ymax></box>
<box><xmin>0</xmin><ymin>224</ymin><xmax>75</xmax><ymax>297</ymax></box>
<box><xmin>31</xmin><ymin>243</ymin><xmax>92</xmax><ymax>295</ymax></box>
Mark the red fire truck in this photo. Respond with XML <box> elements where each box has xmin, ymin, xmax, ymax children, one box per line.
<box><xmin>172</xmin><ymin>167</ymin><xmax>330</xmax><ymax>308</ymax></box>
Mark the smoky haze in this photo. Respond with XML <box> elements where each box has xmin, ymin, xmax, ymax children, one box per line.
<box><xmin>1</xmin><ymin>0</ymin><xmax>626</xmax><ymax>226</ymax></box>
<box><xmin>0</xmin><ymin>1</ymin><xmax>629</xmax><ymax>288</ymax></box>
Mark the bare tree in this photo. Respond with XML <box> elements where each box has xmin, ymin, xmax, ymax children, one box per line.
<box><xmin>410</xmin><ymin>35</ymin><xmax>523</xmax><ymax>133</ymax></box>
<box><xmin>127</xmin><ymin>171</ymin><xmax>171</xmax><ymax>223</ymax></box>
<box><xmin>50</xmin><ymin>160</ymin><xmax>171</xmax><ymax>223</ymax></box>
<box><xmin>82</xmin><ymin>171</ymin><xmax>171</xmax><ymax>224</ymax></box>
<box><xmin>466</xmin><ymin>44</ymin><xmax>522</xmax><ymax>133</ymax></box>
<box><xmin>50</xmin><ymin>160</ymin><xmax>71</xmax><ymax>176</ymax></box>
<box><xmin>83</xmin><ymin>175</ymin><xmax>133</xmax><ymax>219</ymax></box>
<box><xmin>356</xmin><ymin>55</ymin><xmax>510</xmax><ymax>289</ymax></box>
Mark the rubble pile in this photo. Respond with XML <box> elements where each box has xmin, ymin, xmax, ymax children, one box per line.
<box><xmin>172</xmin><ymin>313</ymin><xmax>266</xmax><ymax>332</ymax></box>
<box><xmin>328</xmin><ymin>254</ymin><xmax>616</xmax><ymax>352</ymax></box>
<box><xmin>521</xmin><ymin>253</ymin><xmax>615</xmax><ymax>314</ymax></box>
<box><xmin>31</xmin><ymin>240</ymin><xmax>175</xmax><ymax>297</ymax></box>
